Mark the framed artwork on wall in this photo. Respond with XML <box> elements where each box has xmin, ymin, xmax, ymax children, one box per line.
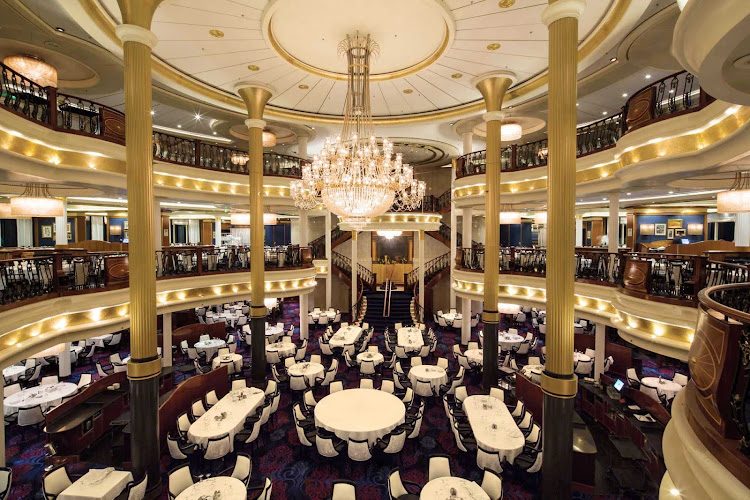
<box><xmin>667</xmin><ymin>218</ymin><xmax>683</xmax><ymax>229</ymax></box>
<box><xmin>667</xmin><ymin>229</ymin><xmax>674</xmax><ymax>239</ymax></box>
<box><xmin>675</xmin><ymin>228</ymin><xmax>687</xmax><ymax>237</ymax></box>
<box><xmin>41</xmin><ymin>225</ymin><xmax>53</xmax><ymax>238</ymax></box>
<box><xmin>639</xmin><ymin>223</ymin><xmax>655</xmax><ymax>235</ymax></box>
<box><xmin>655</xmin><ymin>223</ymin><xmax>666</xmax><ymax>236</ymax></box>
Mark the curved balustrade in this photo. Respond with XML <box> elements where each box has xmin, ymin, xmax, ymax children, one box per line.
<box><xmin>0</xmin><ymin>60</ymin><xmax>308</xmax><ymax>178</ymax></box>
<box><xmin>453</xmin><ymin>247</ymin><xmax>750</xmax><ymax>306</ymax></box>
<box><xmin>405</xmin><ymin>252</ymin><xmax>450</xmax><ymax>291</ymax></box>
<box><xmin>681</xmin><ymin>283</ymin><xmax>750</xmax><ymax>488</ymax></box>
<box><xmin>455</xmin><ymin>71</ymin><xmax>712</xmax><ymax>179</ymax></box>
<box><xmin>0</xmin><ymin>246</ymin><xmax>313</xmax><ymax>310</ymax></box>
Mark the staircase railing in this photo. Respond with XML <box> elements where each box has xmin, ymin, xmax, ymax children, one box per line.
<box><xmin>309</xmin><ymin>227</ymin><xmax>349</xmax><ymax>259</ymax></box>
<box><xmin>330</xmin><ymin>251</ymin><xmax>376</xmax><ymax>291</ymax></box>
<box><xmin>405</xmin><ymin>252</ymin><xmax>451</xmax><ymax>292</ymax></box>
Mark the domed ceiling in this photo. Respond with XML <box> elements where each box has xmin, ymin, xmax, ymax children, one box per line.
<box><xmin>96</xmin><ymin>0</ymin><xmax>615</xmax><ymax>119</ymax></box>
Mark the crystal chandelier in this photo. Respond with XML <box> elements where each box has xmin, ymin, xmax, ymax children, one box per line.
<box><xmin>391</xmin><ymin>179</ymin><xmax>426</xmax><ymax>212</ymax></box>
<box><xmin>499</xmin><ymin>204</ymin><xmax>522</xmax><ymax>225</ymax></box>
<box><xmin>262</xmin><ymin>131</ymin><xmax>276</xmax><ymax>148</ymax></box>
<box><xmin>290</xmin><ymin>33</ymin><xmax>418</xmax><ymax>230</ymax></box>
<box><xmin>11</xmin><ymin>183</ymin><xmax>63</xmax><ymax>217</ymax></box>
<box><xmin>3</xmin><ymin>55</ymin><xmax>57</xmax><ymax>88</ymax></box>
<box><xmin>230</xmin><ymin>151</ymin><xmax>249</xmax><ymax>165</ymax></box>
<box><xmin>717</xmin><ymin>171</ymin><xmax>750</xmax><ymax>213</ymax></box>
<box><xmin>500</xmin><ymin>122</ymin><xmax>522</xmax><ymax>142</ymax></box>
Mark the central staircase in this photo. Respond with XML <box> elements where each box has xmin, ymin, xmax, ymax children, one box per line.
<box><xmin>362</xmin><ymin>290</ymin><xmax>414</xmax><ymax>332</ymax></box>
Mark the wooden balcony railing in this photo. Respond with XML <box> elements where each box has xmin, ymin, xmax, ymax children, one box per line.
<box><xmin>0</xmin><ymin>246</ymin><xmax>313</xmax><ymax>311</ymax></box>
<box><xmin>455</xmin><ymin>71</ymin><xmax>712</xmax><ymax>180</ymax></box>
<box><xmin>0</xmin><ymin>60</ymin><xmax>308</xmax><ymax>179</ymax></box>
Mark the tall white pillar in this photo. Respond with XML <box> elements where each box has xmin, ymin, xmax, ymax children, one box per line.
<box><xmin>608</xmin><ymin>194</ymin><xmax>620</xmax><ymax>252</ymax></box>
<box><xmin>91</xmin><ymin>215</ymin><xmax>105</xmax><ymax>241</ymax></box>
<box><xmin>736</xmin><ymin>212</ymin><xmax>750</xmax><ymax>247</ymax></box>
<box><xmin>58</xmin><ymin>342</ymin><xmax>72</xmax><ymax>377</ymax></box>
<box><xmin>0</xmin><ymin>391</ymin><xmax>5</xmax><ymax>466</ymax></box>
<box><xmin>300</xmin><ymin>294</ymin><xmax>309</xmax><ymax>340</ymax></box>
<box><xmin>351</xmin><ymin>231</ymin><xmax>358</xmax><ymax>320</ymax></box>
<box><xmin>16</xmin><ymin>219</ymin><xmax>32</xmax><ymax>247</ymax></box>
<box><xmin>594</xmin><ymin>322</ymin><xmax>606</xmax><ymax>382</ymax></box>
<box><xmin>298</xmin><ymin>136</ymin><xmax>308</xmax><ymax>159</ymax></box>
<box><xmin>325</xmin><ymin>211</ymin><xmax>332</xmax><ymax>309</ymax></box>
<box><xmin>450</xmin><ymin>168</ymin><xmax>457</xmax><ymax>309</ymax></box>
<box><xmin>55</xmin><ymin>199</ymin><xmax>68</xmax><ymax>246</ymax></box>
<box><xmin>461</xmin><ymin>298</ymin><xmax>472</xmax><ymax>345</ymax></box>
<box><xmin>214</xmin><ymin>217</ymin><xmax>222</xmax><ymax>247</ymax></box>
<box><xmin>163</xmin><ymin>312</ymin><xmax>172</xmax><ymax>367</ymax></box>
<box><xmin>462</xmin><ymin>207</ymin><xmax>473</xmax><ymax>249</ymax></box>
<box><xmin>153</xmin><ymin>200</ymin><xmax>162</xmax><ymax>251</ymax></box>
<box><xmin>299</xmin><ymin>211</ymin><xmax>309</xmax><ymax>246</ymax></box>
<box><xmin>575</xmin><ymin>216</ymin><xmax>583</xmax><ymax>247</ymax></box>
<box><xmin>462</xmin><ymin>131</ymin><xmax>473</xmax><ymax>155</ymax></box>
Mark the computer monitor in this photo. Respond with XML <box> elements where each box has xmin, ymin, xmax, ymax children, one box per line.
<box><xmin>613</xmin><ymin>379</ymin><xmax>625</xmax><ymax>392</ymax></box>
<box><xmin>681</xmin><ymin>238</ymin><xmax>690</xmax><ymax>244</ymax></box>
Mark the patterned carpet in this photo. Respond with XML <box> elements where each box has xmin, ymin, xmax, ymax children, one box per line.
<box><xmin>5</xmin><ymin>298</ymin><xmax>666</xmax><ymax>499</ymax></box>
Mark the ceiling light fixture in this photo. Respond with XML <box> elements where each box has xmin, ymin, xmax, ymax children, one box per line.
<box><xmin>55</xmin><ymin>27</ymin><xmax>65</xmax><ymax>32</ymax></box>
<box><xmin>377</xmin><ymin>230</ymin><xmax>403</xmax><ymax>239</ymax></box>
<box><xmin>622</xmin><ymin>93</ymin><xmax>628</xmax><ymax>97</ymax></box>
<box><xmin>262</xmin><ymin>131</ymin><xmax>277</xmax><ymax>148</ymax></box>
<box><xmin>290</xmin><ymin>33</ymin><xmax>420</xmax><ymax>229</ymax></box>
<box><xmin>717</xmin><ymin>171</ymin><xmax>750</xmax><ymax>213</ymax></box>
<box><xmin>610</xmin><ymin>57</ymin><xmax>617</xmax><ymax>62</ymax></box>
<box><xmin>230</xmin><ymin>212</ymin><xmax>278</xmax><ymax>226</ymax></box>
<box><xmin>534</xmin><ymin>211</ymin><xmax>547</xmax><ymax>225</ymax></box>
<box><xmin>499</xmin><ymin>205</ymin><xmax>521</xmax><ymax>225</ymax></box>
<box><xmin>645</xmin><ymin>74</ymin><xmax>652</xmax><ymax>79</ymax></box>
<box><xmin>497</xmin><ymin>302</ymin><xmax>521</xmax><ymax>315</ymax></box>
<box><xmin>230</xmin><ymin>152</ymin><xmax>249</xmax><ymax>165</ymax></box>
<box><xmin>3</xmin><ymin>55</ymin><xmax>58</xmax><ymax>88</ymax></box>
<box><xmin>10</xmin><ymin>183</ymin><xmax>63</xmax><ymax>217</ymax></box>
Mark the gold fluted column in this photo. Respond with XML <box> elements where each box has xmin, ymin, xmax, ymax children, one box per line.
<box><xmin>541</xmin><ymin>1</ymin><xmax>585</xmax><ymax>497</ymax></box>
<box><xmin>236</xmin><ymin>82</ymin><xmax>274</xmax><ymax>385</ymax></box>
<box><xmin>114</xmin><ymin>0</ymin><xmax>163</xmax><ymax>490</ymax></box>
<box><xmin>473</xmin><ymin>71</ymin><xmax>515</xmax><ymax>391</ymax></box>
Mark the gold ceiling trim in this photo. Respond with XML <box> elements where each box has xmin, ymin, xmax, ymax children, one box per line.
<box><xmin>79</xmin><ymin>0</ymin><xmax>630</xmax><ymax>125</ymax></box>
<box><xmin>267</xmin><ymin>19</ymin><xmax>451</xmax><ymax>82</ymax></box>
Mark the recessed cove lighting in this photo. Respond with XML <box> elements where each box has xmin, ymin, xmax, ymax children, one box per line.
<box><xmin>55</xmin><ymin>27</ymin><xmax>65</xmax><ymax>32</ymax></box>
<box><xmin>668</xmin><ymin>191</ymin><xmax>674</xmax><ymax>194</ymax></box>
<box><xmin>610</xmin><ymin>57</ymin><xmax>617</xmax><ymax>62</ymax></box>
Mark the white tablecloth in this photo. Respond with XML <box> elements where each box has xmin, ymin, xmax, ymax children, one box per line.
<box><xmin>463</xmin><ymin>395</ymin><xmax>525</xmax><ymax>463</ymax></box>
<box><xmin>314</xmin><ymin>388</ymin><xmax>405</xmax><ymax>444</ymax></box>
<box><xmin>357</xmin><ymin>352</ymin><xmax>384</xmax><ymax>366</ymax></box>
<box><xmin>175</xmin><ymin>477</ymin><xmax>247</xmax><ymax>500</ymax></box>
<box><xmin>2</xmin><ymin>365</ymin><xmax>26</xmax><ymax>383</ymax></box>
<box><xmin>187</xmin><ymin>387</ymin><xmax>265</xmax><ymax>449</ymax></box>
<box><xmin>287</xmin><ymin>362</ymin><xmax>325</xmax><ymax>385</ymax></box>
<box><xmin>211</xmin><ymin>353</ymin><xmax>243</xmax><ymax>374</ymax></box>
<box><xmin>329</xmin><ymin>326</ymin><xmax>363</xmax><ymax>348</ymax></box>
<box><xmin>216</xmin><ymin>312</ymin><xmax>240</xmax><ymax>328</ymax></box>
<box><xmin>420</xmin><ymin>477</ymin><xmax>489</xmax><ymax>500</ymax></box>
<box><xmin>311</xmin><ymin>311</ymin><xmax>336</xmax><ymax>321</ymax></box>
<box><xmin>521</xmin><ymin>364</ymin><xmax>545</xmax><ymax>383</ymax></box>
<box><xmin>397</xmin><ymin>327</ymin><xmax>424</xmax><ymax>353</ymax></box>
<box><xmin>265</xmin><ymin>325</ymin><xmax>284</xmax><ymax>341</ymax></box>
<box><xmin>465</xmin><ymin>348</ymin><xmax>484</xmax><ymax>366</ymax></box>
<box><xmin>86</xmin><ymin>334</ymin><xmax>112</xmax><ymax>348</ymax></box>
<box><xmin>5</xmin><ymin>382</ymin><xmax>78</xmax><ymax>410</ymax></box>
<box><xmin>442</xmin><ymin>313</ymin><xmax>463</xmax><ymax>324</ymax></box>
<box><xmin>641</xmin><ymin>377</ymin><xmax>683</xmax><ymax>401</ymax></box>
<box><xmin>58</xmin><ymin>468</ymin><xmax>133</xmax><ymax>500</ymax></box>
<box><xmin>194</xmin><ymin>339</ymin><xmax>226</xmax><ymax>359</ymax></box>
<box><xmin>498</xmin><ymin>333</ymin><xmax>525</xmax><ymax>351</ymax></box>
<box><xmin>266</xmin><ymin>341</ymin><xmax>296</xmax><ymax>358</ymax></box>
<box><xmin>408</xmin><ymin>365</ymin><xmax>448</xmax><ymax>396</ymax></box>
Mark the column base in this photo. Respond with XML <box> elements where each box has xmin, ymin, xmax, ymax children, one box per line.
<box><xmin>542</xmin><ymin>393</ymin><xmax>574</xmax><ymax>499</ymax></box>
<box><xmin>250</xmin><ymin>315</ymin><xmax>267</xmax><ymax>385</ymax></box>
<box><xmin>129</xmin><ymin>374</ymin><xmax>160</xmax><ymax>491</ymax></box>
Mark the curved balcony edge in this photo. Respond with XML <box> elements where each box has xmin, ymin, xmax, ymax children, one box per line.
<box><xmin>0</xmin><ymin>266</ymin><xmax>317</xmax><ymax>369</ymax></box>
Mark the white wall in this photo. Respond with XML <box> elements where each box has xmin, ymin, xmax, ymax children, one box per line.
<box><xmin>291</xmin><ymin>214</ymin><xmax>327</xmax><ymax>245</ymax></box>
<box><xmin>335</xmin><ymin>235</ymin><xmax>373</xmax><ymax>270</ymax></box>
<box><xmin>418</xmin><ymin>168</ymin><xmax>452</xmax><ymax>197</ymax></box>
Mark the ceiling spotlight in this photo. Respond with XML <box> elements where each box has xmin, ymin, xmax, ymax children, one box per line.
<box><xmin>602</xmin><ymin>197</ymin><xmax>607</xmax><ymax>201</ymax></box>
<box><xmin>602</xmin><ymin>111</ymin><xmax>607</xmax><ymax>115</ymax></box>
<box><xmin>610</xmin><ymin>57</ymin><xmax>617</xmax><ymax>62</ymax></box>
<box><xmin>194</xmin><ymin>113</ymin><xmax>202</xmax><ymax>120</ymax></box>
<box><xmin>55</xmin><ymin>27</ymin><xmax>65</xmax><ymax>32</ymax></box>
<box><xmin>645</xmin><ymin>74</ymin><xmax>652</xmax><ymax>79</ymax></box>
<box><xmin>150</xmin><ymin>110</ymin><xmax>155</xmax><ymax>116</ymax></box>
<box><xmin>626</xmin><ymin>192</ymin><xmax>631</xmax><ymax>195</ymax></box>
<box><xmin>622</xmin><ymin>93</ymin><xmax>628</xmax><ymax>97</ymax></box>
<box><xmin>668</xmin><ymin>191</ymin><xmax>674</xmax><ymax>194</ymax></box>
<box><xmin>213</xmin><ymin>132</ymin><xmax>217</xmax><ymax>135</ymax></box>
<box><xmin>576</xmin><ymin>103</ymin><xmax>579</xmax><ymax>107</ymax></box>
<box><xmin>177</xmin><ymin>124</ymin><xmax>182</xmax><ymax>129</ymax></box>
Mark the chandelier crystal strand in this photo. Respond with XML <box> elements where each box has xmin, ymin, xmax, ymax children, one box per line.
<box><xmin>290</xmin><ymin>32</ymin><xmax>418</xmax><ymax>228</ymax></box>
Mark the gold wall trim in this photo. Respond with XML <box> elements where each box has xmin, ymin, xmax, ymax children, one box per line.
<box><xmin>78</xmin><ymin>0</ymin><xmax>631</xmax><ymax>125</ymax></box>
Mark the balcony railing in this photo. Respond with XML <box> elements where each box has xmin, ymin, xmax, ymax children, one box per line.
<box><xmin>405</xmin><ymin>252</ymin><xmax>451</xmax><ymax>291</ymax></box>
<box><xmin>453</xmin><ymin>248</ymin><xmax>750</xmax><ymax>306</ymax></box>
<box><xmin>0</xmin><ymin>60</ymin><xmax>308</xmax><ymax>179</ymax></box>
<box><xmin>455</xmin><ymin>71</ymin><xmax>712</xmax><ymax>179</ymax></box>
<box><xmin>0</xmin><ymin>246</ymin><xmax>313</xmax><ymax>309</ymax></box>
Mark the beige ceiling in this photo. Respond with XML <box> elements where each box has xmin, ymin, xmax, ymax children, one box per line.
<box><xmin>98</xmin><ymin>0</ymin><xmax>612</xmax><ymax>117</ymax></box>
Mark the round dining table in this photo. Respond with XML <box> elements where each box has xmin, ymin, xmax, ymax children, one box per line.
<box><xmin>2</xmin><ymin>365</ymin><xmax>27</xmax><ymax>383</ymax></box>
<box><xmin>211</xmin><ymin>353</ymin><xmax>243</xmax><ymax>374</ymax></box>
<box><xmin>314</xmin><ymin>388</ymin><xmax>405</xmax><ymax>444</ymax></box>
<box><xmin>464</xmin><ymin>348</ymin><xmax>484</xmax><ymax>366</ymax></box>
<box><xmin>175</xmin><ymin>477</ymin><xmax>246</xmax><ymax>500</ymax></box>
<box><xmin>194</xmin><ymin>339</ymin><xmax>225</xmax><ymax>359</ymax></box>
<box><xmin>5</xmin><ymin>382</ymin><xmax>78</xmax><ymax>410</ymax></box>
<box><xmin>86</xmin><ymin>334</ymin><xmax>113</xmax><ymax>348</ymax></box>
<box><xmin>265</xmin><ymin>324</ymin><xmax>284</xmax><ymax>341</ymax></box>
<box><xmin>287</xmin><ymin>361</ymin><xmax>325</xmax><ymax>385</ymax></box>
<box><xmin>498</xmin><ymin>332</ymin><xmax>525</xmax><ymax>351</ymax></box>
<box><xmin>420</xmin><ymin>477</ymin><xmax>489</xmax><ymax>499</ymax></box>
<box><xmin>265</xmin><ymin>341</ymin><xmax>296</xmax><ymax>359</ymax></box>
<box><xmin>408</xmin><ymin>365</ymin><xmax>448</xmax><ymax>397</ymax></box>
<box><xmin>356</xmin><ymin>351</ymin><xmax>384</xmax><ymax>366</ymax></box>
<box><xmin>641</xmin><ymin>377</ymin><xmax>683</xmax><ymax>401</ymax></box>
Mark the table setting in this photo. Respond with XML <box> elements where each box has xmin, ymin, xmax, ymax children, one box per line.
<box><xmin>314</xmin><ymin>388</ymin><xmax>405</xmax><ymax>444</ymax></box>
<box><xmin>408</xmin><ymin>365</ymin><xmax>448</xmax><ymax>396</ymax></box>
<box><xmin>58</xmin><ymin>467</ymin><xmax>133</xmax><ymax>500</ymax></box>
<box><xmin>287</xmin><ymin>361</ymin><xmax>324</xmax><ymax>384</ymax></box>
<box><xmin>175</xmin><ymin>477</ymin><xmax>246</xmax><ymax>500</ymax></box>
<box><xmin>194</xmin><ymin>339</ymin><xmax>226</xmax><ymax>360</ymax></box>
<box><xmin>328</xmin><ymin>325</ymin><xmax>362</xmax><ymax>348</ymax></box>
<box><xmin>187</xmin><ymin>387</ymin><xmax>265</xmax><ymax>449</ymax></box>
<box><xmin>463</xmin><ymin>395</ymin><xmax>525</xmax><ymax>463</ymax></box>
<box><xmin>419</xmin><ymin>477</ymin><xmax>489</xmax><ymax>500</ymax></box>
<box><xmin>5</xmin><ymin>382</ymin><xmax>78</xmax><ymax>410</ymax></box>
<box><xmin>397</xmin><ymin>327</ymin><xmax>424</xmax><ymax>353</ymax></box>
<box><xmin>356</xmin><ymin>351</ymin><xmax>384</xmax><ymax>366</ymax></box>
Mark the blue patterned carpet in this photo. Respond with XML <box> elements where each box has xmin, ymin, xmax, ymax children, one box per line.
<box><xmin>6</xmin><ymin>298</ymin><xmax>665</xmax><ymax>499</ymax></box>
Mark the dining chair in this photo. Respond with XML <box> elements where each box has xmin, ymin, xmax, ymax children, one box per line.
<box><xmin>0</xmin><ymin>467</ymin><xmax>12</xmax><ymax>500</ymax></box>
<box><xmin>42</xmin><ymin>464</ymin><xmax>72</xmax><ymax>500</ymax></box>
<box><xmin>476</xmin><ymin>445</ymin><xmax>503</xmax><ymax>473</ymax></box>
<box><xmin>331</xmin><ymin>480</ymin><xmax>357</xmax><ymax>500</ymax></box>
<box><xmin>428</xmin><ymin>454</ymin><xmax>451</xmax><ymax>481</ymax></box>
<box><xmin>202</xmin><ymin>434</ymin><xmax>232</xmax><ymax>461</ymax></box>
<box><xmin>387</xmin><ymin>468</ymin><xmax>420</xmax><ymax>500</ymax></box>
<box><xmin>226</xmin><ymin>453</ymin><xmax>252</xmax><ymax>487</ymax></box>
<box><xmin>115</xmin><ymin>474</ymin><xmax>148</xmax><ymax>500</ymax></box>
<box><xmin>167</xmin><ymin>464</ymin><xmax>195</xmax><ymax>500</ymax></box>
<box><xmin>480</xmin><ymin>469</ymin><xmax>503</xmax><ymax>500</ymax></box>
<box><xmin>167</xmin><ymin>432</ymin><xmax>197</xmax><ymax>461</ymax></box>
<box><xmin>347</xmin><ymin>438</ymin><xmax>373</xmax><ymax>462</ymax></box>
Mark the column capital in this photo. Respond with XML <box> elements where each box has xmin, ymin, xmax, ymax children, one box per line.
<box><xmin>483</xmin><ymin>111</ymin><xmax>506</xmax><ymax>123</ymax></box>
<box><xmin>115</xmin><ymin>24</ymin><xmax>158</xmax><ymax>48</ymax></box>
<box><xmin>235</xmin><ymin>82</ymin><xmax>275</xmax><ymax>120</ymax></box>
<box><xmin>245</xmin><ymin>118</ymin><xmax>266</xmax><ymax>130</ymax></box>
<box><xmin>541</xmin><ymin>0</ymin><xmax>586</xmax><ymax>27</ymax></box>
<box><xmin>472</xmin><ymin>71</ymin><xmax>517</xmax><ymax>112</ymax></box>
